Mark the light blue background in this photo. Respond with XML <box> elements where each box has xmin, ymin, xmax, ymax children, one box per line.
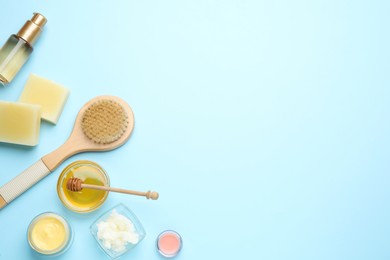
<box><xmin>0</xmin><ymin>0</ymin><xmax>389</xmax><ymax>259</ymax></box>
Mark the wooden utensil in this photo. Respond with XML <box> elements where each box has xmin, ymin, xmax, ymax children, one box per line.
<box><xmin>66</xmin><ymin>178</ymin><xmax>159</xmax><ymax>200</ymax></box>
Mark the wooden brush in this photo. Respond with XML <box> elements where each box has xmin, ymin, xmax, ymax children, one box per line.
<box><xmin>66</xmin><ymin>178</ymin><xmax>159</xmax><ymax>200</ymax></box>
<box><xmin>0</xmin><ymin>96</ymin><xmax>135</xmax><ymax>209</ymax></box>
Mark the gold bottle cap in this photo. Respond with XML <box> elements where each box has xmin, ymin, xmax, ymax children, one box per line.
<box><xmin>17</xmin><ymin>13</ymin><xmax>47</xmax><ymax>46</ymax></box>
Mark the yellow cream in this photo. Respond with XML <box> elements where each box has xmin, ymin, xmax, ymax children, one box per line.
<box><xmin>28</xmin><ymin>213</ymin><xmax>70</xmax><ymax>254</ymax></box>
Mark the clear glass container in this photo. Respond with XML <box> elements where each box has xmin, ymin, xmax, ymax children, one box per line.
<box><xmin>27</xmin><ymin>212</ymin><xmax>73</xmax><ymax>256</ymax></box>
<box><xmin>0</xmin><ymin>13</ymin><xmax>46</xmax><ymax>86</ymax></box>
<box><xmin>57</xmin><ymin>160</ymin><xmax>110</xmax><ymax>213</ymax></box>
<box><xmin>156</xmin><ymin>230</ymin><xmax>183</xmax><ymax>258</ymax></box>
<box><xmin>0</xmin><ymin>35</ymin><xmax>32</xmax><ymax>85</ymax></box>
<box><xmin>90</xmin><ymin>204</ymin><xmax>146</xmax><ymax>259</ymax></box>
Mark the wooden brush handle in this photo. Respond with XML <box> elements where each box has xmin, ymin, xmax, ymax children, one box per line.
<box><xmin>0</xmin><ymin>160</ymin><xmax>51</xmax><ymax>209</ymax></box>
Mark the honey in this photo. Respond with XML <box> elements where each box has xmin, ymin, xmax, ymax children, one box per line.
<box><xmin>57</xmin><ymin>160</ymin><xmax>110</xmax><ymax>213</ymax></box>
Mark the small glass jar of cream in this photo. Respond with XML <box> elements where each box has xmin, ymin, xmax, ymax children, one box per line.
<box><xmin>156</xmin><ymin>230</ymin><xmax>183</xmax><ymax>258</ymax></box>
<box><xmin>27</xmin><ymin>212</ymin><xmax>73</xmax><ymax>256</ymax></box>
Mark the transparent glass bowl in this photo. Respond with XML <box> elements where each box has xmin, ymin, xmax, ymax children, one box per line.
<box><xmin>57</xmin><ymin>160</ymin><xmax>110</xmax><ymax>213</ymax></box>
<box><xmin>90</xmin><ymin>204</ymin><xmax>146</xmax><ymax>259</ymax></box>
<box><xmin>27</xmin><ymin>212</ymin><xmax>73</xmax><ymax>256</ymax></box>
<box><xmin>156</xmin><ymin>230</ymin><xmax>183</xmax><ymax>257</ymax></box>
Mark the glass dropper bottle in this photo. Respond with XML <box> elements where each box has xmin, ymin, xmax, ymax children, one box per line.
<box><xmin>0</xmin><ymin>13</ymin><xmax>47</xmax><ymax>86</ymax></box>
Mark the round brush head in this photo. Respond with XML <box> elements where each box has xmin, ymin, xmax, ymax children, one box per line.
<box><xmin>81</xmin><ymin>99</ymin><xmax>129</xmax><ymax>144</ymax></box>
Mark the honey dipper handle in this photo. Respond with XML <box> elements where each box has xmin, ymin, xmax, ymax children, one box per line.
<box><xmin>81</xmin><ymin>184</ymin><xmax>159</xmax><ymax>200</ymax></box>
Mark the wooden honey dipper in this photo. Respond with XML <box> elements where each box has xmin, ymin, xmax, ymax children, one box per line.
<box><xmin>66</xmin><ymin>178</ymin><xmax>159</xmax><ymax>200</ymax></box>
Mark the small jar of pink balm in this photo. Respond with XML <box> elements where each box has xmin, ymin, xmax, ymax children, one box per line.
<box><xmin>156</xmin><ymin>230</ymin><xmax>183</xmax><ymax>258</ymax></box>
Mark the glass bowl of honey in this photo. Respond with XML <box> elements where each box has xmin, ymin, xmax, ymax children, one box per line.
<box><xmin>57</xmin><ymin>160</ymin><xmax>110</xmax><ymax>213</ymax></box>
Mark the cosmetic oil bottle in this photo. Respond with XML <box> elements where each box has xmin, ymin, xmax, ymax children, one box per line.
<box><xmin>0</xmin><ymin>13</ymin><xmax>47</xmax><ymax>86</ymax></box>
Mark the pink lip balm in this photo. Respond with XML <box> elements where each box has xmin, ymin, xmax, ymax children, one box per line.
<box><xmin>156</xmin><ymin>230</ymin><xmax>183</xmax><ymax>257</ymax></box>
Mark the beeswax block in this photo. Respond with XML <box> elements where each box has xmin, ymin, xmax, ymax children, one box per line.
<box><xmin>0</xmin><ymin>101</ymin><xmax>41</xmax><ymax>146</ymax></box>
<box><xmin>19</xmin><ymin>74</ymin><xmax>69</xmax><ymax>124</ymax></box>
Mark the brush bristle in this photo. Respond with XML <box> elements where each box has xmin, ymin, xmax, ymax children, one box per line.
<box><xmin>81</xmin><ymin>99</ymin><xmax>128</xmax><ymax>144</ymax></box>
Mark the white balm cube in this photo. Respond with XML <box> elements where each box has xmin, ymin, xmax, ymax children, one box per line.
<box><xmin>19</xmin><ymin>74</ymin><xmax>70</xmax><ymax>124</ymax></box>
<box><xmin>0</xmin><ymin>101</ymin><xmax>41</xmax><ymax>146</ymax></box>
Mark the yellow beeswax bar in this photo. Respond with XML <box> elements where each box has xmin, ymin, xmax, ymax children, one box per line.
<box><xmin>0</xmin><ymin>101</ymin><xmax>41</xmax><ymax>146</ymax></box>
<box><xmin>19</xmin><ymin>74</ymin><xmax>69</xmax><ymax>124</ymax></box>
